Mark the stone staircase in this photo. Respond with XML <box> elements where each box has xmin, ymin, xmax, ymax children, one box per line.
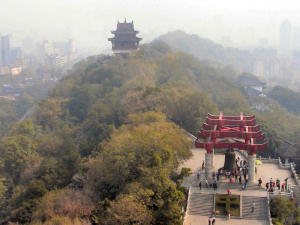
<box><xmin>188</xmin><ymin>193</ymin><xmax>214</xmax><ymax>216</ymax></box>
<box><xmin>242</xmin><ymin>196</ymin><xmax>268</xmax><ymax>220</ymax></box>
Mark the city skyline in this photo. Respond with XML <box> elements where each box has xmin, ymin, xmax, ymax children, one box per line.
<box><xmin>2</xmin><ymin>0</ymin><xmax>300</xmax><ymax>52</ymax></box>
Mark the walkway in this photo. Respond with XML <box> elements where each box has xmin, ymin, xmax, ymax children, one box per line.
<box><xmin>184</xmin><ymin>215</ymin><xmax>268</xmax><ymax>225</ymax></box>
<box><xmin>181</xmin><ymin>148</ymin><xmax>296</xmax><ymax>188</ymax></box>
<box><xmin>182</xmin><ymin>148</ymin><xmax>297</xmax><ymax>225</ymax></box>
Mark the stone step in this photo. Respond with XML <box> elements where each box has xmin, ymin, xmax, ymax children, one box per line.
<box><xmin>188</xmin><ymin>193</ymin><xmax>214</xmax><ymax>216</ymax></box>
<box><xmin>242</xmin><ymin>196</ymin><xmax>268</xmax><ymax>220</ymax></box>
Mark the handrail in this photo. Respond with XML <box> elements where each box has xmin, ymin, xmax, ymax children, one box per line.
<box><xmin>183</xmin><ymin>186</ymin><xmax>192</xmax><ymax>225</ymax></box>
<box><xmin>240</xmin><ymin>195</ymin><xmax>243</xmax><ymax>218</ymax></box>
<box><xmin>266</xmin><ymin>192</ymin><xmax>272</xmax><ymax>225</ymax></box>
<box><xmin>213</xmin><ymin>192</ymin><xmax>216</xmax><ymax>212</ymax></box>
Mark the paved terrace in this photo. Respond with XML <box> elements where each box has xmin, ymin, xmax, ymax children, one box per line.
<box><xmin>184</xmin><ymin>215</ymin><xmax>268</xmax><ymax>225</ymax></box>
<box><xmin>181</xmin><ymin>148</ymin><xmax>296</xmax><ymax>225</ymax></box>
<box><xmin>181</xmin><ymin>149</ymin><xmax>296</xmax><ymax>188</ymax></box>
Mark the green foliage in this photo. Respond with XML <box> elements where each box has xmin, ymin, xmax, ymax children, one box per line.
<box><xmin>269</xmin><ymin>86</ymin><xmax>300</xmax><ymax>115</ymax></box>
<box><xmin>162</xmin><ymin>88</ymin><xmax>218</xmax><ymax>134</ymax></box>
<box><xmin>0</xmin><ymin>134</ymin><xmax>38</xmax><ymax>183</ymax></box>
<box><xmin>217</xmin><ymin>90</ymin><xmax>251</xmax><ymax>115</ymax></box>
<box><xmin>270</xmin><ymin>196</ymin><xmax>300</xmax><ymax>225</ymax></box>
<box><xmin>85</xmin><ymin>112</ymin><xmax>191</xmax><ymax>224</ymax></box>
<box><xmin>180</xmin><ymin>168</ymin><xmax>192</xmax><ymax>177</ymax></box>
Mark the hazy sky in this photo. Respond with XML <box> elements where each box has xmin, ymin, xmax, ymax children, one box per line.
<box><xmin>2</xmin><ymin>0</ymin><xmax>300</xmax><ymax>52</ymax></box>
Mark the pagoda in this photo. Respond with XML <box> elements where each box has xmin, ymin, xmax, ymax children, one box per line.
<box><xmin>108</xmin><ymin>19</ymin><xmax>142</xmax><ymax>55</ymax></box>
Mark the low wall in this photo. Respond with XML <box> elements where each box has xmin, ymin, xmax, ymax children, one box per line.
<box><xmin>183</xmin><ymin>186</ymin><xmax>191</xmax><ymax>225</ymax></box>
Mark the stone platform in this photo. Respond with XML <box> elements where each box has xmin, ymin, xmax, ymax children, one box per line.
<box><xmin>182</xmin><ymin>148</ymin><xmax>297</xmax><ymax>225</ymax></box>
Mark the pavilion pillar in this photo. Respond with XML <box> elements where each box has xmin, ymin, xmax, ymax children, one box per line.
<box><xmin>248</xmin><ymin>154</ymin><xmax>256</xmax><ymax>182</ymax></box>
<box><xmin>205</xmin><ymin>153</ymin><xmax>212</xmax><ymax>179</ymax></box>
<box><xmin>211</xmin><ymin>148</ymin><xmax>214</xmax><ymax>169</ymax></box>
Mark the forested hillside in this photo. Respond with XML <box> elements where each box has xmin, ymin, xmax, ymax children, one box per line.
<box><xmin>268</xmin><ymin>86</ymin><xmax>300</xmax><ymax>115</ymax></box>
<box><xmin>156</xmin><ymin>30</ymin><xmax>254</xmax><ymax>74</ymax></box>
<box><xmin>0</xmin><ymin>81</ymin><xmax>56</xmax><ymax>138</ymax></box>
<box><xmin>1</xmin><ymin>42</ymin><xmax>300</xmax><ymax>224</ymax></box>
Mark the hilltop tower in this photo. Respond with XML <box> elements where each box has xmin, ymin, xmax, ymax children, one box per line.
<box><xmin>108</xmin><ymin>19</ymin><xmax>142</xmax><ymax>55</ymax></box>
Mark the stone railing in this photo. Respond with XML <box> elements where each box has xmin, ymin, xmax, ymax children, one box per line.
<box><xmin>290</xmin><ymin>163</ymin><xmax>300</xmax><ymax>185</ymax></box>
<box><xmin>266</xmin><ymin>192</ymin><xmax>273</xmax><ymax>225</ymax></box>
<box><xmin>183</xmin><ymin>186</ymin><xmax>191</xmax><ymax>225</ymax></box>
<box><xmin>257</xmin><ymin>157</ymin><xmax>279</xmax><ymax>164</ymax></box>
<box><xmin>240</xmin><ymin>195</ymin><xmax>243</xmax><ymax>218</ymax></box>
<box><xmin>213</xmin><ymin>193</ymin><xmax>216</xmax><ymax>212</ymax></box>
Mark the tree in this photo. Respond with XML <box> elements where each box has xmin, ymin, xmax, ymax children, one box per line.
<box><xmin>0</xmin><ymin>135</ymin><xmax>38</xmax><ymax>183</ymax></box>
<box><xmin>163</xmin><ymin>88</ymin><xmax>218</xmax><ymax>134</ymax></box>
<box><xmin>103</xmin><ymin>194</ymin><xmax>152</xmax><ymax>225</ymax></box>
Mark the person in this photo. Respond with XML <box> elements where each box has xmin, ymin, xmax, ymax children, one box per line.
<box><xmin>239</xmin><ymin>176</ymin><xmax>242</xmax><ymax>184</ymax></box>
<box><xmin>213</xmin><ymin>181</ymin><xmax>217</xmax><ymax>191</ymax></box>
<box><xmin>227</xmin><ymin>189</ymin><xmax>231</xmax><ymax>195</ymax></box>
<box><xmin>266</xmin><ymin>182</ymin><xmax>269</xmax><ymax>190</ymax></box>
<box><xmin>281</xmin><ymin>183</ymin><xmax>285</xmax><ymax>192</ymax></box>
<box><xmin>244</xmin><ymin>179</ymin><xmax>248</xmax><ymax>190</ymax></box>
<box><xmin>251</xmin><ymin>201</ymin><xmax>255</xmax><ymax>213</ymax></box>
<box><xmin>208</xmin><ymin>216</ymin><xmax>212</xmax><ymax>225</ymax></box>
<box><xmin>202</xmin><ymin>160</ymin><xmax>205</xmax><ymax>170</ymax></box>
<box><xmin>285</xmin><ymin>177</ymin><xmax>289</xmax><ymax>191</ymax></box>
<box><xmin>226</xmin><ymin>171</ymin><xmax>230</xmax><ymax>178</ymax></box>
<box><xmin>199</xmin><ymin>181</ymin><xmax>202</xmax><ymax>190</ymax></box>
<box><xmin>258</xmin><ymin>178</ymin><xmax>262</xmax><ymax>187</ymax></box>
<box><xmin>212</xmin><ymin>217</ymin><xmax>215</xmax><ymax>225</ymax></box>
<box><xmin>197</xmin><ymin>171</ymin><xmax>200</xmax><ymax>179</ymax></box>
<box><xmin>270</xmin><ymin>178</ymin><xmax>273</xmax><ymax>187</ymax></box>
<box><xmin>211</xmin><ymin>211</ymin><xmax>216</xmax><ymax>217</ymax></box>
<box><xmin>277</xmin><ymin>179</ymin><xmax>280</xmax><ymax>190</ymax></box>
<box><xmin>227</xmin><ymin>209</ymin><xmax>230</xmax><ymax>220</ymax></box>
<box><xmin>285</xmin><ymin>177</ymin><xmax>289</xmax><ymax>183</ymax></box>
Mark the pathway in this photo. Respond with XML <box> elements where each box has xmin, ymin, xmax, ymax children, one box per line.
<box><xmin>184</xmin><ymin>215</ymin><xmax>268</xmax><ymax>225</ymax></box>
<box><xmin>182</xmin><ymin>148</ymin><xmax>297</xmax><ymax>225</ymax></box>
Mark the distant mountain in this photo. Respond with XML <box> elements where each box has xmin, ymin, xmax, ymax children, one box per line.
<box><xmin>156</xmin><ymin>30</ymin><xmax>254</xmax><ymax>74</ymax></box>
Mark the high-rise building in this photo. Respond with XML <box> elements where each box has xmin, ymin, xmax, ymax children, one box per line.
<box><xmin>279</xmin><ymin>20</ymin><xmax>292</xmax><ymax>56</ymax></box>
<box><xmin>108</xmin><ymin>19</ymin><xmax>142</xmax><ymax>54</ymax></box>
<box><xmin>1</xmin><ymin>35</ymin><xmax>10</xmax><ymax>66</ymax></box>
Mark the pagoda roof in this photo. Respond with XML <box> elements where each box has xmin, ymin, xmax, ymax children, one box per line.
<box><xmin>195</xmin><ymin>112</ymin><xmax>267</xmax><ymax>155</ymax></box>
<box><xmin>111</xmin><ymin>19</ymin><xmax>139</xmax><ymax>33</ymax></box>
